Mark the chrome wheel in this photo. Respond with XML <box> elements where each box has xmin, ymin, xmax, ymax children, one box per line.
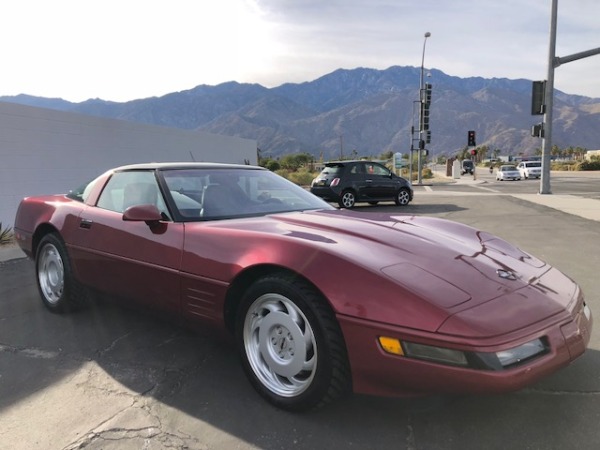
<box><xmin>339</xmin><ymin>191</ymin><xmax>356</xmax><ymax>208</ymax></box>
<box><xmin>243</xmin><ymin>293</ymin><xmax>317</xmax><ymax>398</ymax></box>
<box><xmin>38</xmin><ymin>243</ymin><xmax>64</xmax><ymax>305</ymax></box>
<box><xmin>396</xmin><ymin>188</ymin><xmax>411</xmax><ymax>206</ymax></box>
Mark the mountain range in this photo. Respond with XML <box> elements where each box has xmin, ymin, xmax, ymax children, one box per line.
<box><xmin>3</xmin><ymin>66</ymin><xmax>600</xmax><ymax>160</ymax></box>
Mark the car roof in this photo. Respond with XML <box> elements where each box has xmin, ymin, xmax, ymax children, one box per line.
<box><xmin>112</xmin><ymin>162</ymin><xmax>266</xmax><ymax>172</ymax></box>
<box><xmin>325</xmin><ymin>160</ymin><xmax>365</xmax><ymax>166</ymax></box>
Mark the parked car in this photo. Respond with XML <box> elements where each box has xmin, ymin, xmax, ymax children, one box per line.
<box><xmin>310</xmin><ymin>160</ymin><xmax>413</xmax><ymax>208</ymax></box>
<box><xmin>496</xmin><ymin>165</ymin><xmax>521</xmax><ymax>181</ymax></box>
<box><xmin>461</xmin><ymin>160</ymin><xmax>474</xmax><ymax>175</ymax></box>
<box><xmin>517</xmin><ymin>161</ymin><xmax>542</xmax><ymax>179</ymax></box>
<box><xmin>14</xmin><ymin>162</ymin><xmax>592</xmax><ymax>411</ymax></box>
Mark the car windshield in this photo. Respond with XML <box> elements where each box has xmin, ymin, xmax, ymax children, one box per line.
<box><xmin>527</xmin><ymin>162</ymin><xmax>541</xmax><ymax>167</ymax></box>
<box><xmin>161</xmin><ymin>168</ymin><xmax>334</xmax><ymax>221</ymax></box>
<box><xmin>501</xmin><ymin>166</ymin><xmax>517</xmax><ymax>171</ymax></box>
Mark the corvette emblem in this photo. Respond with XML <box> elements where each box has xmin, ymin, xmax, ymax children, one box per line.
<box><xmin>497</xmin><ymin>269</ymin><xmax>517</xmax><ymax>280</ymax></box>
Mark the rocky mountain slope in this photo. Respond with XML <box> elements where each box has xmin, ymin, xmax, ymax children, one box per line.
<box><xmin>3</xmin><ymin>66</ymin><xmax>599</xmax><ymax>159</ymax></box>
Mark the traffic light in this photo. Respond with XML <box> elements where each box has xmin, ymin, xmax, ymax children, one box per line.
<box><xmin>531</xmin><ymin>81</ymin><xmax>546</xmax><ymax>115</ymax></box>
<box><xmin>470</xmin><ymin>149</ymin><xmax>477</xmax><ymax>156</ymax></box>
<box><xmin>426</xmin><ymin>130</ymin><xmax>431</xmax><ymax>144</ymax></box>
<box><xmin>424</xmin><ymin>83</ymin><xmax>432</xmax><ymax>105</ymax></box>
<box><xmin>420</xmin><ymin>83</ymin><xmax>432</xmax><ymax>131</ymax></box>
<box><xmin>468</xmin><ymin>130</ymin><xmax>476</xmax><ymax>147</ymax></box>
<box><xmin>421</xmin><ymin>103</ymin><xmax>430</xmax><ymax>131</ymax></box>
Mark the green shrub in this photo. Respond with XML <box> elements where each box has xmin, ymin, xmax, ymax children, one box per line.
<box><xmin>579</xmin><ymin>160</ymin><xmax>600</xmax><ymax>171</ymax></box>
<box><xmin>0</xmin><ymin>223</ymin><xmax>14</xmax><ymax>246</ymax></box>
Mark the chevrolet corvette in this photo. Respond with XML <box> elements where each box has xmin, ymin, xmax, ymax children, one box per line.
<box><xmin>14</xmin><ymin>162</ymin><xmax>593</xmax><ymax>411</ymax></box>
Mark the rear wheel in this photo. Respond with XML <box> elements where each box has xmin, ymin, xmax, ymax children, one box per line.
<box><xmin>338</xmin><ymin>190</ymin><xmax>356</xmax><ymax>208</ymax></box>
<box><xmin>236</xmin><ymin>273</ymin><xmax>351</xmax><ymax>411</ymax></box>
<box><xmin>395</xmin><ymin>188</ymin><xmax>411</xmax><ymax>206</ymax></box>
<box><xmin>36</xmin><ymin>233</ymin><xmax>86</xmax><ymax>313</ymax></box>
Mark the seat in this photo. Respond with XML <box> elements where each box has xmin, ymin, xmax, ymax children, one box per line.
<box><xmin>122</xmin><ymin>182</ymin><xmax>158</xmax><ymax>211</ymax></box>
<box><xmin>201</xmin><ymin>184</ymin><xmax>242</xmax><ymax>217</ymax></box>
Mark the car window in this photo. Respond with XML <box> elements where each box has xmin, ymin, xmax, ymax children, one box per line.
<box><xmin>350</xmin><ymin>164</ymin><xmax>363</xmax><ymax>174</ymax></box>
<box><xmin>96</xmin><ymin>170</ymin><xmax>169</xmax><ymax>218</ymax></box>
<box><xmin>320</xmin><ymin>165</ymin><xmax>344</xmax><ymax>176</ymax></box>
<box><xmin>161</xmin><ymin>168</ymin><xmax>333</xmax><ymax>221</ymax></box>
<box><xmin>372</xmin><ymin>164</ymin><xmax>390</xmax><ymax>176</ymax></box>
<box><xmin>66</xmin><ymin>176</ymin><xmax>101</xmax><ymax>203</ymax></box>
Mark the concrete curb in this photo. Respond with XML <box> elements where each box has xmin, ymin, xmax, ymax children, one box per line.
<box><xmin>0</xmin><ymin>243</ymin><xmax>26</xmax><ymax>263</ymax></box>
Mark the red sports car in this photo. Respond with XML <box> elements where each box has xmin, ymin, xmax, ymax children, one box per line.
<box><xmin>14</xmin><ymin>162</ymin><xmax>593</xmax><ymax>411</ymax></box>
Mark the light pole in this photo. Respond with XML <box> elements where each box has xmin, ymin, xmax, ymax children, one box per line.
<box><xmin>417</xmin><ymin>32</ymin><xmax>431</xmax><ymax>185</ymax></box>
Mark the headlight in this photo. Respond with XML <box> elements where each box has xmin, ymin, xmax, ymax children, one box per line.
<box><xmin>495</xmin><ymin>338</ymin><xmax>546</xmax><ymax>368</ymax></box>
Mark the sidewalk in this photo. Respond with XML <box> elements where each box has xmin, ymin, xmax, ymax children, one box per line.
<box><xmin>427</xmin><ymin>169</ymin><xmax>600</xmax><ymax>222</ymax></box>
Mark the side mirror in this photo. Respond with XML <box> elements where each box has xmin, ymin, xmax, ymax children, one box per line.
<box><xmin>123</xmin><ymin>204</ymin><xmax>162</xmax><ymax>224</ymax></box>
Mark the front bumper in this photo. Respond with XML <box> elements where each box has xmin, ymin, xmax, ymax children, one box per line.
<box><xmin>338</xmin><ymin>302</ymin><xmax>592</xmax><ymax>398</ymax></box>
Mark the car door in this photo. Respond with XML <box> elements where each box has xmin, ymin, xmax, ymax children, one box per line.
<box><xmin>73</xmin><ymin>170</ymin><xmax>184</xmax><ymax>313</ymax></box>
<box><xmin>362</xmin><ymin>162</ymin><xmax>397</xmax><ymax>200</ymax></box>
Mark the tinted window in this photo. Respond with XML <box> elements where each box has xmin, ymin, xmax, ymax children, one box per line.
<box><xmin>320</xmin><ymin>165</ymin><xmax>344</xmax><ymax>176</ymax></box>
<box><xmin>67</xmin><ymin>177</ymin><xmax>100</xmax><ymax>203</ymax></box>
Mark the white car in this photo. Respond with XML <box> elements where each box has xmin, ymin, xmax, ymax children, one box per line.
<box><xmin>517</xmin><ymin>161</ymin><xmax>542</xmax><ymax>179</ymax></box>
<box><xmin>496</xmin><ymin>165</ymin><xmax>521</xmax><ymax>181</ymax></box>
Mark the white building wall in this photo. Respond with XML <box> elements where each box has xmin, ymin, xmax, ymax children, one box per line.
<box><xmin>0</xmin><ymin>101</ymin><xmax>257</xmax><ymax>227</ymax></box>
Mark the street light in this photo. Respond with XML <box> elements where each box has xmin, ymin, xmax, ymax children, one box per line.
<box><xmin>417</xmin><ymin>31</ymin><xmax>431</xmax><ymax>185</ymax></box>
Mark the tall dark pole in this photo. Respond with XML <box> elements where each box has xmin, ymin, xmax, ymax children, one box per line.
<box><xmin>417</xmin><ymin>32</ymin><xmax>431</xmax><ymax>185</ymax></box>
<box><xmin>540</xmin><ymin>0</ymin><xmax>557</xmax><ymax>194</ymax></box>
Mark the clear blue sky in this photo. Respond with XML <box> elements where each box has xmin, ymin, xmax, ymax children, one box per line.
<box><xmin>2</xmin><ymin>0</ymin><xmax>599</xmax><ymax>102</ymax></box>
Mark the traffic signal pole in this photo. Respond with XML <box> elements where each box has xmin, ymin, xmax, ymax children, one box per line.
<box><xmin>417</xmin><ymin>32</ymin><xmax>431</xmax><ymax>185</ymax></box>
<box><xmin>539</xmin><ymin>0</ymin><xmax>600</xmax><ymax>194</ymax></box>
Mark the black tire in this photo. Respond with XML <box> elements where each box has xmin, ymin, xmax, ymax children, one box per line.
<box><xmin>35</xmin><ymin>233</ymin><xmax>86</xmax><ymax>313</ymax></box>
<box><xmin>338</xmin><ymin>190</ymin><xmax>356</xmax><ymax>209</ymax></box>
<box><xmin>236</xmin><ymin>273</ymin><xmax>351</xmax><ymax>411</ymax></box>
<box><xmin>395</xmin><ymin>188</ymin><xmax>411</xmax><ymax>206</ymax></box>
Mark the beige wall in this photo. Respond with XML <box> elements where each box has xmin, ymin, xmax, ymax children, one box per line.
<box><xmin>585</xmin><ymin>149</ymin><xmax>600</xmax><ymax>161</ymax></box>
<box><xmin>0</xmin><ymin>101</ymin><xmax>256</xmax><ymax>227</ymax></box>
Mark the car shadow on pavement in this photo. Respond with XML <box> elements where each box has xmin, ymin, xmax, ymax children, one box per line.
<box><xmin>347</xmin><ymin>202</ymin><xmax>468</xmax><ymax>215</ymax></box>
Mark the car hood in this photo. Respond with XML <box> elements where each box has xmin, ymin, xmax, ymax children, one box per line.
<box><xmin>201</xmin><ymin>209</ymin><xmax>574</xmax><ymax>336</ymax></box>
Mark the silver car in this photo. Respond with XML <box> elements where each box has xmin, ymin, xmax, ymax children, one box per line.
<box><xmin>496</xmin><ymin>165</ymin><xmax>521</xmax><ymax>181</ymax></box>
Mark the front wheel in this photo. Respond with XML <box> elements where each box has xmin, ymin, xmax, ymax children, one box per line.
<box><xmin>338</xmin><ymin>190</ymin><xmax>356</xmax><ymax>208</ymax></box>
<box><xmin>236</xmin><ymin>273</ymin><xmax>351</xmax><ymax>411</ymax></box>
<box><xmin>395</xmin><ymin>188</ymin><xmax>411</xmax><ymax>206</ymax></box>
<box><xmin>36</xmin><ymin>233</ymin><xmax>85</xmax><ymax>313</ymax></box>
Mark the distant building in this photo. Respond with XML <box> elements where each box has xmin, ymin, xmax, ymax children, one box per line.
<box><xmin>0</xmin><ymin>101</ymin><xmax>257</xmax><ymax>227</ymax></box>
<box><xmin>585</xmin><ymin>149</ymin><xmax>600</xmax><ymax>160</ymax></box>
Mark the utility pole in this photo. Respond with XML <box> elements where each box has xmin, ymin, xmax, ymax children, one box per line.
<box><xmin>539</xmin><ymin>0</ymin><xmax>600</xmax><ymax>194</ymax></box>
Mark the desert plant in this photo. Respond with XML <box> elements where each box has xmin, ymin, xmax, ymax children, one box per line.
<box><xmin>0</xmin><ymin>223</ymin><xmax>14</xmax><ymax>246</ymax></box>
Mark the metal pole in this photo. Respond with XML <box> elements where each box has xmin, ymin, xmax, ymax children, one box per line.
<box><xmin>417</xmin><ymin>32</ymin><xmax>431</xmax><ymax>185</ymax></box>
<box><xmin>540</xmin><ymin>0</ymin><xmax>557</xmax><ymax>194</ymax></box>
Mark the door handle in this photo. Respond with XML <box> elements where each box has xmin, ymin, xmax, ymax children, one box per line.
<box><xmin>80</xmin><ymin>218</ymin><xmax>93</xmax><ymax>229</ymax></box>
